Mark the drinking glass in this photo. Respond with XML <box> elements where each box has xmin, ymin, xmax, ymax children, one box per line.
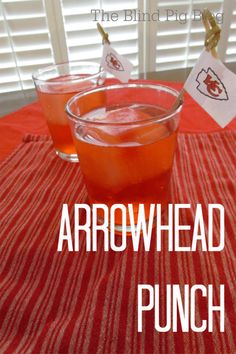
<box><xmin>33</xmin><ymin>61</ymin><xmax>105</xmax><ymax>162</ymax></box>
<box><xmin>66</xmin><ymin>83</ymin><xmax>183</xmax><ymax>230</ymax></box>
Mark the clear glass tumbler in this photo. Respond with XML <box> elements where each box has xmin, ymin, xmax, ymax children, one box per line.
<box><xmin>66</xmin><ymin>83</ymin><xmax>183</xmax><ymax>229</ymax></box>
<box><xmin>33</xmin><ymin>61</ymin><xmax>105</xmax><ymax>162</ymax></box>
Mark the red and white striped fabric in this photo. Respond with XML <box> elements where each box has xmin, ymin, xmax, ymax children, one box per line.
<box><xmin>0</xmin><ymin>132</ymin><xmax>235</xmax><ymax>353</ymax></box>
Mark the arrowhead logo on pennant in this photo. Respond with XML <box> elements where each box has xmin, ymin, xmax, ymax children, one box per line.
<box><xmin>196</xmin><ymin>68</ymin><xmax>228</xmax><ymax>101</ymax></box>
<box><xmin>101</xmin><ymin>43</ymin><xmax>133</xmax><ymax>83</ymax></box>
<box><xmin>184</xmin><ymin>50</ymin><xmax>236</xmax><ymax>128</ymax></box>
<box><xmin>105</xmin><ymin>53</ymin><xmax>124</xmax><ymax>72</ymax></box>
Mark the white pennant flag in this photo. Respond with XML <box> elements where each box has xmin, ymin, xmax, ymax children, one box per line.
<box><xmin>101</xmin><ymin>43</ymin><xmax>133</xmax><ymax>83</ymax></box>
<box><xmin>184</xmin><ymin>50</ymin><xmax>236</xmax><ymax>128</ymax></box>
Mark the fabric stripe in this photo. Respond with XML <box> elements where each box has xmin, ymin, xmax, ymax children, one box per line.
<box><xmin>0</xmin><ymin>132</ymin><xmax>235</xmax><ymax>354</ymax></box>
<box><xmin>0</xmin><ymin>139</ymin><xmax>86</xmax><ymax>352</ymax></box>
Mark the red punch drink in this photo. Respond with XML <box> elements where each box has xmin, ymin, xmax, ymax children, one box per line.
<box><xmin>37</xmin><ymin>76</ymin><xmax>90</xmax><ymax>156</ymax></box>
<box><xmin>66</xmin><ymin>84</ymin><xmax>182</xmax><ymax>229</ymax></box>
<box><xmin>33</xmin><ymin>62</ymin><xmax>105</xmax><ymax>162</ymax></box>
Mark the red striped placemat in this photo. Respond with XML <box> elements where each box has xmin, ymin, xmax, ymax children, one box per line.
<box><xmin>0</xmin><ymin>132</ymin><xmax>235</xmax><ymax>354</ymax></box>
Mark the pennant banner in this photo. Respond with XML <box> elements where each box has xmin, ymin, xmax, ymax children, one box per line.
<box><xmin>101</xmin><ymin>43</ymin><xmax>133</xmax><ymax>83</ymax></box>
<box><xmin>184</xmin><ymin>50</ymin><xmax>236</xmax><ymax>128</ymax></box>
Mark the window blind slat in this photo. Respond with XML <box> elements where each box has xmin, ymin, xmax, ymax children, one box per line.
<box><xmin>5</xmin><ymin>17</ymin><xmax>48</xmax><ymax>34</ymax></box>
<box><xmin>66</xmin><ymin>25</ymin><xmax>137</xmax><ymax>47</ymax></box>
<box><xmin>3</xmin><ymin>0</ymin><xmax>45</xmax><ymax>18</ymax></box>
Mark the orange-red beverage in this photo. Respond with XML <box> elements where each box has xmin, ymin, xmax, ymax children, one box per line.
<box><xmin>37</xmin><ymin>76</ymin><xmax>92</xmax><ymax>157</ymax></box>
<box><xmin>33</xmin><ymin>62</ymin><xmax>104</xmax><ymax>162</ymax></box>
<box><xmin>66</xmin><ymin>84</ymin><xmax>182</xmax><ymax>229</ymax></box>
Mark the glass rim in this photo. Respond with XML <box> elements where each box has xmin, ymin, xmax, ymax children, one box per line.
<box><xmin>32</xmin><ymin>60</ymin><xmax>104</xmax><ymax>85</ymax></box>
<box><xmin>66</xmin><ymin>83</ymin><xmax>183</xmax><ymax>127</ymax></box>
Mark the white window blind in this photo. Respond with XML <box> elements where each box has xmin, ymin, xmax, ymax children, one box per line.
<box><xmin>0</xmin><ymin>0</ymin><xmax>53</xmax><ymax>93</ymax></box>
<box><xmin>224</xmin><ymin>0</ymin><xmax>236</xmax><ymax>62</ymax></box>
<box><xmin>154</xmin><ymin>0</ymin><xmax>224</xmax><ymax>71</ymax></box>
<box><xmin>0</xmin><ymin>0</ymin><xmax>235</xmax><ymax>96</ymax></box>
<box><xmin>60</xmin><ymin>0</ymin><xmax>140</xmax><ymax>74</ymax></box>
